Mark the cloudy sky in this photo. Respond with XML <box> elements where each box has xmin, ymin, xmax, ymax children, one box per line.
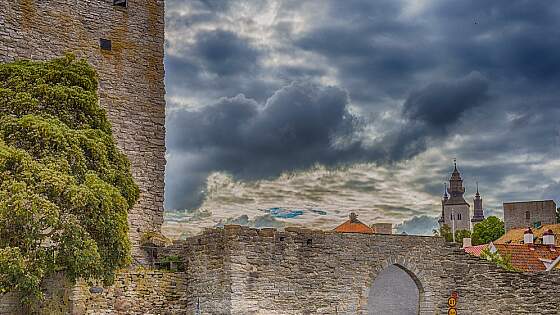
<box><xmin>162</xmin><ymin>0</ymin><xmax>560</xmax><ymax>238</ymax></box>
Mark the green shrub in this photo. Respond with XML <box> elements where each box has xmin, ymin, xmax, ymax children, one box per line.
<box><xmin>472</xmin><ymin>216</ymin><xmax>505</xmax><ymax>245</ymax></box>
<box><xmin>480</xmin><ymin>248</ymin><xmax>518</xmax><ymax>272</ymax></box>
<box><xmin>0</xmin><ymin>54</ymin><xmax>138</xmax><ymax>303</ymax></box>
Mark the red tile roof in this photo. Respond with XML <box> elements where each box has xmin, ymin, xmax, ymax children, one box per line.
<box><xmin>493</xmin><ymin>243</ymin><xmax>560</xmax><ymax>272</ymax></box>
<box><xmin>334</xmin><ymin>213</ymin><xmax>374</xmax><ymax>234</ymax></box>
<box><xmin>464</xmin><ymin>244</ymin><xmax>488</xmax><ymax>257</ymax></box>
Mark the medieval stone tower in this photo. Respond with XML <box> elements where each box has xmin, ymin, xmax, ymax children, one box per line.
<box><xmin>0</xmin><ymin>0</ymin><xmax>166</xmax><ymax>260</ymax></box>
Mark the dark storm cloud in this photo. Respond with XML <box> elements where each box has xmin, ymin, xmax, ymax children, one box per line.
<box><xmin>166</xmin><ymin>82</ymin><xmax>373</xmax><ymax>209</ymax></box>
<box><xmin>165</xmin><ymin>54</ymin><xmax>275</xmax><ymax>106</ymax></box>
<box><xmin>383</xmin><ymin>72</ymin><xmax>490</xmax><ymax>161</ymax></box>
<box><xmin>432</xmin><ymin>0</ymin><xmax>560</xmax><ymax>83</ymax></box>
<box><xmin>164</xmin><ymin>75</ymin><xmax>490</xmax><ymax>209</ymax></box>
<box><xmin>165</xmin><ymin>26</ymin><xmax>279</xmax><ymax>104</ymax></box>
<box><xmin>165</xmin><ymin>0</ymin><xmax>560</xmax><ymax>212</ymax></box>
<box><xmin>402</xmin><ymin>72</ymin><xmax>489</xmax><ymax>128</ymax></box>
<box><xmin>295</xmin><ymin>4</ymin><xmax>435</xmax><ymax>103</ymax></box>
<box><xmin>194</xmin><ymin>30</ymin><xmax>260</xmax><ymax>76</ymax></box>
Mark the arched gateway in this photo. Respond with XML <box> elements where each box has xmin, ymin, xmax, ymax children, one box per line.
<box><xmin>368</xmin><ymin>264</ymin><xmax>424</xmax><ymax>315</ymax></box>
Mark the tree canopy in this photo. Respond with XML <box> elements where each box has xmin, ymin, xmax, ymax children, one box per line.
<box><xmin>0</xmin><ymin>55</ymin><xmax>138</xmax><ymax>303</ymax></box>
<box><xmin>435</xmin><ymin>224</ymin><xmax>471</xmax><ymax>246</ymax></box>
<box><xmin>471</xmin><ymin>216</ymin><xmax>505</xmax><ymax>245</ymax></box>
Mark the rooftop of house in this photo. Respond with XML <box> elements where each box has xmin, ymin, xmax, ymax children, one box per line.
<box><xmin>464</xmin><ymin>244</ymin><xmax>488</xmax><ymax>257</ymax></box>
<box><xmin>492</xmin><ymin>243</ymin><xmax>560</xmax><ymax>272</ymax></box>
<box><xmin>334</xmin><ymin>212</ymin><xmax>374</xmax><ymax>234</ymax></box>
<box><xmin>495</xmin><ymin>224</ymin><xmax>560</xmax><ymax>247</ymax></box>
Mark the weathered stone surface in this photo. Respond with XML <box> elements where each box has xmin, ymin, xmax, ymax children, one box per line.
<box><xmin>67</xmin><ymin>271</ymin><xmax>189</xmax><ymax>315</ymax></box>
<box><xmin>162</xmin><ymin>226</ymin><xmax>560</xmax><ymax>315</ymax></box>
<box><xmin>504</xmin><ymin>200</ymin><xmax>557</xmax><ymax>231</ymax></box>
<box><xmin>3</xmin><ymin>227</ymin><xmax>560</xmax><ymax>314</ymax></box>
<box><xmin>0</xmin><ymin>0</ymin><xmax>166</xmax><ymax>262</ymax></box>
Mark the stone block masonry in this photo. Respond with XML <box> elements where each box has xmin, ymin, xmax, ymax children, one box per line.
<box><xmin>0</xmin><ymin>271</ymin><xmax>190</xmax><ymax>315</ymax></box>
<box><xmin>0</xmin><ymin>0</ymin><xmax>166</xmax><ymax>261</ymax></box>
<box><xmin>504</xmin><ymin>200</ymin><xmax>557</xmax><ymax>231</ymax></box>
<box><xmin>71</xmin><ymin>271</ymin><xmax>189</xmax><ymax>315</ymax></box>
<box><xmin>162</xmin><ymin>226</ymin><xmax>560</xmax><ymax>315</ymax></box>
<box><xmin>3</xmin><ymin>226</ymin><xmax>560</xmax><ymax>313</ymax></box>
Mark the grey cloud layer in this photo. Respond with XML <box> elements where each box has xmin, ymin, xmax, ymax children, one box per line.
<box><xmin>166</xmin><ymin>82</ymin><xmax>367</xmax><ymax>209</ymax></box>
<box><xmin>165</xmin><ymin>0</ymin><xmax>560</xmax><ymax>220</ymax></box>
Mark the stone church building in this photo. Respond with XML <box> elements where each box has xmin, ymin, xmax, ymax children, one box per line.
<box><xmin>438</xmin><ymin>161</ymin><xmax>485</xmax><ymax>231</ymax></box>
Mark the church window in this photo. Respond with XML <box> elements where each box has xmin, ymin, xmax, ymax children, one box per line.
<box><xmin>113</xmin><ymin>0</ymin><xmax>127</xmax><ymax>7</ymax></box>
<box><xmin>525</xmin><ymin>211</ymin><xmax>530</xmax><ymax>220</ymax></box>
<box><xmin>457</xmin><ymin>213</ymin><xmax>462</xmax><ymax>220</ymax></box>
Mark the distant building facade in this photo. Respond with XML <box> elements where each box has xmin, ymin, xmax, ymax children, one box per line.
<box><xmin>438</xmin><ymin>161</ymin><xmax>485</xmax><ymax>231</ymax></box>
<box><xmin>371</xmin><ymin>223</ymin><xmax>393</xmax><ymax>234</ymax></box>
<box><xmin>503</xmin><ymin>200</ymin><xmax>557</xmax><ymax>231</ymax></box>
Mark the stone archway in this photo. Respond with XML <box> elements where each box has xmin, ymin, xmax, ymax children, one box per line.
<box><xmin>367</xmin><ymin>263</ymin><xmax>424</xmax><ymax>315</ymax></box>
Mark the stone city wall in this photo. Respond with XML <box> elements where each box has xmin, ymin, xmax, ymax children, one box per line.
<box><xmin>164</xmin><ymin>225</ymin><xmax>560</xmax><ymax>315</ymax></box>
<box><xmin>71</xmin><ymin>271</ymin><xmax>189</xmax><ymax>315</ymax></box>
<box><xmin>3</xmin><ymin>227</ymin><xmax>560</xmax><ymax>314</ymax></box>
<box><xmin>161</xmin><ymin>228</ymin><xmax>232</xmax><ymax>313</ymax></box>
<box><xmin>0</xmin><ymin>0</ymin><xmax>166</xmax><ymax>260</ymax></box>
<box><xmin>451</xmin><ymin>252</ymin><xmax>560</xmax><ymax>315</ymax></box>
<box><xmin>0</xmin><ymin>271</ymin><xmax>189</xmax><ymax>315</ymax></box>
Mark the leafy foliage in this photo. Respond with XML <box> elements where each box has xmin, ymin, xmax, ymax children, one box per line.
<box><xmin>471</xmin><ymin>216</ymin><xmax>505</xmax><ymax>245</ymax></box>
<box><xmin>0</xmin><ymin>55</ymin><xmax>138</xmax><ymax>303</ymax></box>
<box><xmin>436</xmin><ymin>224</ymin><xmax>453</xmax><ymax>242</ymax></box>
<box><xmin>435</xmin><ymin>224</ymin><xmax>470</xmax><ymax>245</ymax></box>
<box><xmin>480</xmin><ymin>247</ymin><xmax>518</xmax><ymax>272</ymax></box>
<box><xmin>455</xmin><ymin>229</ymin><xmax>471</xmax><ymax>246</ymax></box>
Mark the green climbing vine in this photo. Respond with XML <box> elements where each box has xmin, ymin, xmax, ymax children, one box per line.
<box><xmin>0</xmin><ymin>54</ymin><xmax>139</xmax><ymax>303</ymax></box>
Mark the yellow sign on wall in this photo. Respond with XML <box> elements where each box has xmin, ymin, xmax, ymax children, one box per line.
<box><xmin>448</xmin><ymin>291</ymin><xmax>458</xmax><ymax>315</ymax></box>
<box><xmin>448</xmin><ymin>297</ymin><xmax>457</xmax><ymax>308</ymax></box>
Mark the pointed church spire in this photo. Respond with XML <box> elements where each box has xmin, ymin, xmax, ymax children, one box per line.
<box><xmin>476</xmin><ymin>181</ymin><xmax>480</xmax><ymax>196</ymax></box>
<box><xmin>472</xmin><ymin>181</ymin><xmax>485</xmax><ymax>223</ymax></box>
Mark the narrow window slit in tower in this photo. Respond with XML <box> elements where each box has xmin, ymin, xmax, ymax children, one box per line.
<box><xmin>113</xmin><ymin>0</ymin><xmax>127</xmax><ymax>7</ymax></box>
<box><xmin>100</xmin><ymin>38</ymin><xmax>112</xmax><ymax>51</ymax></box>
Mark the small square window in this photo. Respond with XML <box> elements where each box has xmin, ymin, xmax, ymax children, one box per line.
<box><xmin>100</xmin><ymin>38</ymin><xmax>112</xmax><ymax>51</ymax></box>
<box><xmin>113</xmin><ymin>0</ymin><xmax>127</xmax><ymax>7</ymax></box>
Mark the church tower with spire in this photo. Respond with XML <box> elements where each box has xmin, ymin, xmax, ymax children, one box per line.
<box><xmin>471</xmin><ymin>182</ymin><xmax>485</xmax><ymax>224</ymax></box>
<box><xmin>439</xmin><ymin>160</ymin><xmax>472</xmax><ymax>231</ymax></box>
